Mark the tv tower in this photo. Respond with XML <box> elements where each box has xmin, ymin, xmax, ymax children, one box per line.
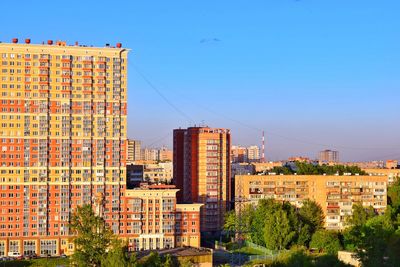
<box><xmin>261</xmin><ymin>130</ymin><xmax>265</xmax><ymax>163</ymax></box>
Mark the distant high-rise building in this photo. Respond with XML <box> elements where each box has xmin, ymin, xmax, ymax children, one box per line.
<box><xmin>231</xmin><ymin>145</ymin><xmax>260</xmax><ymax>163</ymax></box>
<box><xmin>0</xmin><ymin>40</ymin><xmax>128</xmax><ymax>255</ymax></box>
<box><xmin>127</xmin><ymin>139</ymin><xmax>142</xmax><ymax>164</ymax></box>
<box><xmin>142</xmin><ymin>148</ymin><xmax>159</xmax><ymax>161</ymax></box>
<box><xmin>319</xmin><ymin>149</ymin><xmax>339</xmax><ymax>163</ymax></box>
<box><xmin>173</xmin><ymin>127</ymin><xmax>231</xmax><ymax>233</ymax></box>
<box><xmin>247</xmin><ymin>145</ymin><xmax>260</xmax><ymax>162</ymax></box>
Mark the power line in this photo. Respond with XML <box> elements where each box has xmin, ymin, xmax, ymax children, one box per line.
<box><xmin>131</xmin><ymin>64</ymin><xmax>400</xmax><ymax>152</ymax></box>
<box><xmin>132</xmin><ymin>64</ymin><xmax>194</xmax><ymax>124</ymax></box>
<box><xmin>179</xmin><ymin>97</ymin><xmax>400</xmax><ymax>151</ymax></box>
<box><xmin>146</xmin><ymin>132</ymin><xmax>172</xmax><ymax>148</ymax></box>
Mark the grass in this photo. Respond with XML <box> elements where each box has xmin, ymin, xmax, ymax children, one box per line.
<box><xmin>235</xmin><ymin>246</ymin><xmax>266</xmax><ymax>256</ymax></box>
<box><xmin>1</xmin><ymin>258</ymin><xmax>69</xmax><ymax>267</ymax></box>
<box><xmin>244</xmin><ymin>247</ymin><xmax>352</xmax><ymax>267</ymax></box>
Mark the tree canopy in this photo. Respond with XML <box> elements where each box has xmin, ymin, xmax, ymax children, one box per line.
<box><xmin>264</xmin><ymin>209</ymin><xmax>296</xmax><ymax>250</ymax></box>
<box><xmin>267</xmin><ymin>162</ymin><xmax>366</xmax><ymax>176</ymax></box>
<box><xmin>227</xmin><ymin>198</ymin><xmax>329</xmax><ymax>251</ymax></box>
<box><xmin>343</xmin><ymin>180</ymin><xmax>400</xmax><ymax>266</ymax></box>
<box><xmin>69</xmin><ymin>204</ymin><xmax>115</xmax><ymax>267</ymax></box>
<box><xmin>310</xmin><ymin>230</ymin><xmax>342</xmax><ymax>255</ymax></box>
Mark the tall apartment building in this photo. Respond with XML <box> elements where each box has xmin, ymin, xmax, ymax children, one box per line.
<box><xmin>173</xmin><ymin>127</ymin><xmax>231</xmax><ymax>233</ymax></box>
<box><xmin>140</xmin><ymin>147</ymin><xmax>172</xmax><ymax>162</ymax></box>
<box><xmin>123</xmin><ymin>184</ymin><xmax>202</xmax><ymax>251</ymax></box>
<box><xmin>247</xmin><ymin>145</ymin><xmax>260</xmax><ymax>162</ymax></box>
<box><xmin>0</xmin><ymin>39</ymin><xmax>128</xmax><ymax>256</ymax></box>
<box><xmin>141</xmin><ymin>148</ymin><xmax>159</xmax><ymax>161</ymax></box>
<box><xmin>319</xmin><ymin>149</ymin><xmax>339</xmax><ymax>163</ymax></box>
<box><xmin>127</xmin><ymin>139</ymin><xmax>142</xmax><ymax>164</ymax></box>
<box><xmin>235</xmin><ymin>174</ymin><xmax>387</xmax><ymax>230</ymax></box>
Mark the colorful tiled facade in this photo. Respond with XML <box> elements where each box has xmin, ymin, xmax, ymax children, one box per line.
<box><xmin>0</xmin><ymin>40</ymin><xmax>128</xmax><ymax>256</ymax></box>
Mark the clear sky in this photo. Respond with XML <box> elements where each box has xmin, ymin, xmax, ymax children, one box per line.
<box><xmin>2</xmin><ymin>0</ymin><xmax>399</xmax><ymax>161</ymax></box>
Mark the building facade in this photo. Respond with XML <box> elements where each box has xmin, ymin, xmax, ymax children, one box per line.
<box><xmin>231</xmin><ymin>145</ymin><xmax>260</xmax><ymax>163</ymax></box>
<box><xmin>123</xmin><ymin>184</ymin><xmax>202</xmax><ymax>251</ymax></box>
<box><xmin>159</xmin><ymin>146</ymin><xmax>173</xmax><ymax>162</ymax></box>
<box><xmin>173</xmin><ymin>127</ymin><xmax>231</xmax><ymax>233</ymax></box>
<box><xmin>143</xmin><ymin>162</ymin><xmax>173</xmax><ymax>184</ymax></box>
<box><xmin>363</xmin><ymin>168</ymin><xmax>400</xmax><ymax>185</ymax></box>
<box><xmin>127</xmin><ymin>139</ymin><xmax>142</xmax><ymax>164</ymax></box>
<box><xmin>231</xmin><ymin>145</ymin><xmax>248</xmax><ymax>163</ymax></box>
<box><xmin>141</xmin><ymin>148</ymin><xmax>159</xmax><ymax>161</ymax></box>
<box><xmin>247</xmin><ymin>145</ymin><xmax>260</xmax><ymax>162</ymax></box>
<box><xmin>235</xmin><ymin>174</ymin><xmax>387</xmax><ymax>230</ymax></box>
<box><xmin>0</xmin><ymin>40</ymin><xmax>128</xmax><ymax>256</ymax></box>
<box><xmin>386</xmin><ymin>160</ymin><xmax>398</xmax><ymax>170</ymax></box>
<box><xmin>126</xmin><ymin>164</ymin><xmax>144</xmax><ymax>189</ymax></box>
<box><xmin>252</xmin><ymin>161</ymin><xmax>283</xmax><ymax>173</ymax></box>
<box><xmin>140</xmin><ymin>147</ymin><xmax>172</xmax><ymax>162</ymax></box>
<box><xmin>318</xmin><ymin>149</ymin><xmax>339</xmax><ymax>163</ymax></box>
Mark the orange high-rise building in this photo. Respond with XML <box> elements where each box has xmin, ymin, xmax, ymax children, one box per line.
<box><xmin>173</xmin><ymin>127</ymin><xmax>231</xmax><ymax>233</ymax></box>
<box><xmin>0</xmin><ymin>39</ymin><xmax>128</xmax><ymax>256</ymax></box>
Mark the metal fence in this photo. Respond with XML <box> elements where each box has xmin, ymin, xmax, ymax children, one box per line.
<box><xmin>244</xmin><ymin>241</ymin><xmax>284</xmax><ymax>262</ymax></box>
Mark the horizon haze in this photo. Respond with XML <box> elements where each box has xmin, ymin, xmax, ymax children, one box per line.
<box><xmin>2</xmin><ymin>0</ymin><xmax>399</xmax><ymax>162</ymax></box>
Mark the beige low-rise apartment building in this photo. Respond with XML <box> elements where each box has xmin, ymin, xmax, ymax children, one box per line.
<box><xmin>235</xmin><ymin>174</ymin><xmax>387</xmax><ymax>230</ymax></box>
<box><xmin>363</xmin><ymin>168</ymin><xmax>400</xmax><ymax>185</ymax></box>
<box><xmin>144</xmin><ymin>162</ymin><xmax>173</xmax><ymax>183</ymax></box>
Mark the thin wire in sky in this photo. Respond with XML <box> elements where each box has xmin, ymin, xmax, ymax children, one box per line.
<box><xmin>132</xmin><ymin>64</ymin><xmax>194</xmax><ymax>124</ymax></box>
<box><xmin>164</xmin><ymin>88</ymin><xmax>400</xmax><ymax>151</ymax></box>
<box><xmin>132</xmin><ymin>64</ymin><xmax>400</xmax><ymax>152</ymax></box>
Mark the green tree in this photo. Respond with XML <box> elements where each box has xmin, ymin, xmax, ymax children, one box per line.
<box><xmin>69</xmin><ymin>204</ymin><xmax>114</xmax><ymax>267</ymax></box>
<box><xmin>342</xmin><ymin>225</ymin><xmax>363</xmax><ymax>252</ymax></box>
<box><xmin>264</xmin><ymin>209</ymin><xmax>296</xmax><ymax>250</ymax></box>
<box><xmin>299</xmin><ymin>199</ymin><xmax>324</xmax><ymax>233</ymax></box>
<box><xmin>388</xmin><ymin>179</ymin><xmax>400</xmax><ymax>213</ymax></box>
<box><xmin>297</xmin><ymin>199</ymin><xmax>325</xmax><ymax>246</ymax></box>
<box><xmin>347</xmin><ymin>203</ymin><xmax>375</xmax><ymax>226</ymax></box>
<box><xmin>251</xmin><ymin>199</ymin><xmax>281</xmax><ymax>246</ymax></box>
<box><xmin>310</xmin><ymin>230</ymin><xmax>342</xmax><ymax>255</ymax></box>
<box><xmin>101</xmin><ymin>240</ymin><xmax>138</xmax><ymax>267</ymax></box>
<box><xmin>141</xmin><ymin>252</ymin><xmax>162</xmax><ymax>267</ymax></box>
<box><xmin>178</xmin><ymin>258</ymin><xmax>195</xmax><ymax>267</ymax></box>
<box><xmin>223</xmin><ymin>210</ymin><xmax>237</xmax><ymax>239</ymax></box>
<box><xmin>297</xmin><ymin>223</ymin><xmax>312</xmax><ymax>246</ymax></box>
<box><xmin>163</xmin><ymin>254</ymin><xmax>176</xmax><ymax>267</ymax></box>
<box><xmin>354</xmin><ymin>215</ymin><xmax>397</xmax><ymax>267</ymax></box>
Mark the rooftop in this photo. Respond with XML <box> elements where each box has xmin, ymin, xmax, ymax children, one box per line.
<box><xmin>0</xmin><ymin>38</ymin><xmax>124</xmax><ymax>49</ymax></box>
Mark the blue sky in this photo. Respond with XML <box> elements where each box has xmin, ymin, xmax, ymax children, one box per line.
<box><xmin>2</xmin><ymin>0</ymin><xmax>400</xmax><ymax>161</ymax></box>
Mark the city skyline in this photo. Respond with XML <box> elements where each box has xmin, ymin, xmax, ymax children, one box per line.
<box><xmin>1</xmin><ymin>0</ymin><xmax>399</xmax><ymax>162</ymax></box>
